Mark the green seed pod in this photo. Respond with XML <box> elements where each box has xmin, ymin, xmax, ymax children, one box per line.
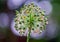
<box><xmin>14</xmin><ymin>2</ymin><xmax>48</xmax><ymax>42</ymax></box>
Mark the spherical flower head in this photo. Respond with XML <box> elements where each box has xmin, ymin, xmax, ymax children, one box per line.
<box><xmin>14</xmin><ymin>2</ymin><xmax>48</xmax><ymax>36</ymax></box>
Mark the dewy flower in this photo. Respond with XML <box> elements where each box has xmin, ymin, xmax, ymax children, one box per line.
<box><xmin>14</xmin><ymin>2</ymin><xmax>48</xmax><ymax>42</ymax></box>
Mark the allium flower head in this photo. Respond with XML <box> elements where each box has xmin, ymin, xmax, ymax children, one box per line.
<box><xmin>14</xmin><ymin>2</ymin><xmax>48</xmax><ymax>36</ymax></box>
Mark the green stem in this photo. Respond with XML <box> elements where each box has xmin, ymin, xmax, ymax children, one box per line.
<box><xmin>27</xmin><ymin>12</ymin><xmax>32</xmax><ymax>42</ymax></box>
<box><xmin>27</xmin><ymin>28</ymin><xmax>31</xmax><ymax>42</ymax></box>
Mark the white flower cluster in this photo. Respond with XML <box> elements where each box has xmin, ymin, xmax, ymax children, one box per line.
<box><xmin>14</xmin><ymin>2</ymin><xmax>48</xmax><ymax>36</ymax></box>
